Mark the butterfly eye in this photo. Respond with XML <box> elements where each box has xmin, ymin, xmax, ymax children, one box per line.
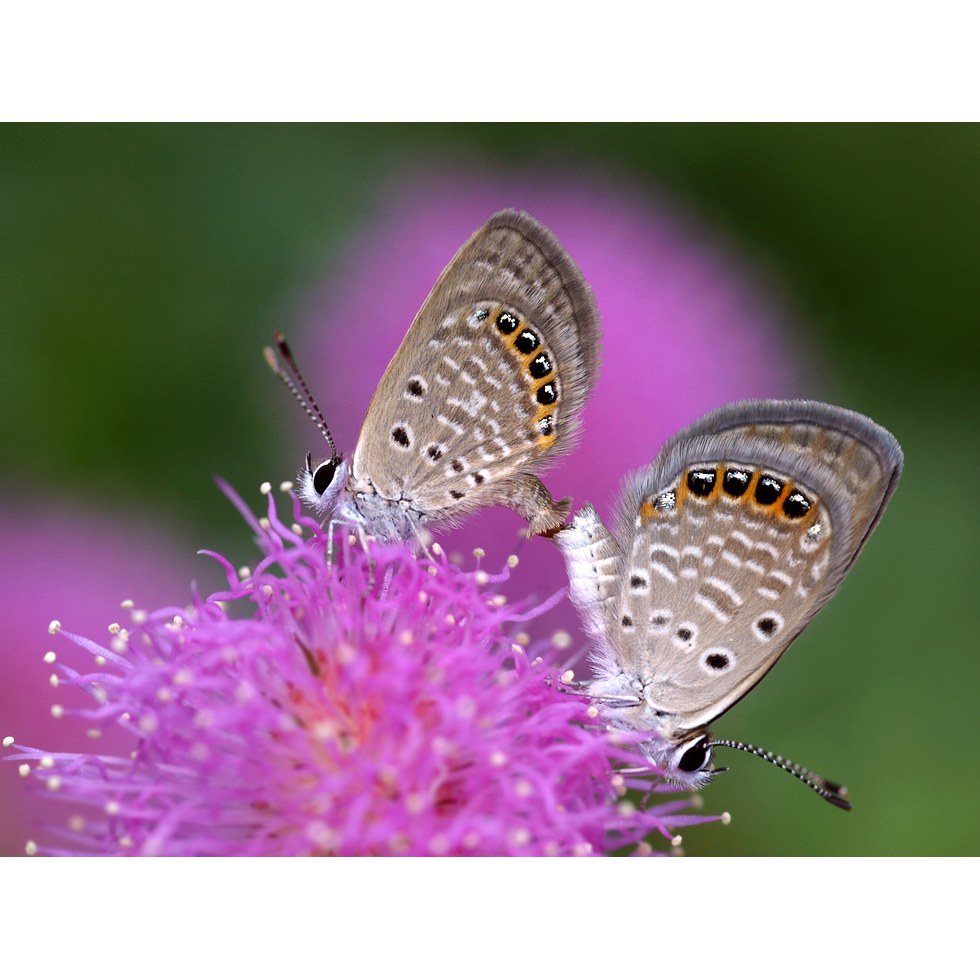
<box><xmin>676</xmin><ymin>735</ymin><xmax>712</xmax><ymax>774</ymax></box>
<box><xmin>312</xmin><ymin>458</ymin><xmax>339</xmax><ymax>496</ymax></box>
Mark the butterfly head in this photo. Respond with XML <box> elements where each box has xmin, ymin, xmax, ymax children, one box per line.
<box><xmin>298</xmin><ymin>450</ymin><xmax>349</xmax><ymax>518</ymax></box>
<box><xmin>635</xmin><ymin>726</ymin><xmax>850</xmax><ymax>807</ymax></box>
<box><xmin>265</xmin><ymin>332</ymin><xmax>352</xmax><ymax>519</ymax></box>
<box><xmin>665</xmin><ymin>732</ymin><xmax>717</xmax><ymax>789</ymax></box>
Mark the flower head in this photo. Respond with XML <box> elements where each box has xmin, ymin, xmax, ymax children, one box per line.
<box><xmin>0</xmin><ymin>495</ymin><xmax>196</xmax><ymax>856</ymax></box>
<box><xmin>6</xmin><ymin>483</ymin><xmax>718</xmax><ymax>856</ymax></box>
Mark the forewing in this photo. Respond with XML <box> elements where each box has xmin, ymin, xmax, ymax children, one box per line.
<box><xmin>610</xmin><ymin>400</ymin><xmax>903</xmax><ymax>731</ymax></box>
<box><xmin>350</xmin><ymin>210</ymin><xmax>600</xmax><ymax>526</ymax></box>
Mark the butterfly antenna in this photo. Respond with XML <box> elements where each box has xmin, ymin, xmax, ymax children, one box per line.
<box><xmin>263</xmin><ymin>332</ymin><xmax>338</xmax><ymax>457</ymax></box>
<box><xmin>709</xmin><ymin>738</ymin><xmax>852</xmax><ymax>810</ymax></box>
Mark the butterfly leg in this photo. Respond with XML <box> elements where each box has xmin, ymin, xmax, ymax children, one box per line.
<box><xmin>509</xmin><ymin>475</ymin><xmax>572</xmax><ymax>537</ymax></box>
<box><xmin>324</xmin><ymin>518</ymin><xmax>341</xmax><ymax>566</ymax></box>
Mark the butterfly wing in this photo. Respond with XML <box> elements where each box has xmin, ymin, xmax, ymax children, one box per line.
<box><xmin>595</xmin><ymin>400</ymin><xmax>903</xmax><ymax>732</ymax></box>
<box><xmin>349</xmin><ymin>210</ymin><xmax>601</xmax><ymax>534</ymax></box>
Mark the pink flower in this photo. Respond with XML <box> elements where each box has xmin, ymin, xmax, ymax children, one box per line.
<box><xmin>0</xmin><ymin>496</ymin><xmax>196</xmax><ymax>856</ymax></box>
<box><xmin>6</xmin><ymin>485</ymin><xmax>717</xmax><ymax>856</ymax></box>
<box><xmin>292</xmin><ymin>166</ymin><xmax>805</xmax><ymax>637</ymax></box>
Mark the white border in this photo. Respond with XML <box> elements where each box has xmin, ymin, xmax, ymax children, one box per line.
<box><xmin>1</xmin><ymin>3</ymin><xmax>977</xmax><ymax>121</ymax></box>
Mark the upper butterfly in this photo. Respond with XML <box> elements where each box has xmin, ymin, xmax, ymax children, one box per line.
<box><xmin>266</xmin><ymin>210</ymin><xmax>601</xmax><ymax>542</ymax></box>
<box><xmin>555</xmin><ymin>400</ymin><xmax>903</xmax><ymax>808</ymax></box>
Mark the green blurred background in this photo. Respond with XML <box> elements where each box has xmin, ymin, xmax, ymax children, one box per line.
<box><xmin>1</xmin><ymin>124</ymin><xmax>976</xmax><ymax>856</ymax></box>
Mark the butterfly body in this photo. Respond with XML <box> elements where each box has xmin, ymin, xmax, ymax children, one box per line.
<box><xmin>287</xmin><ymin>209</ymin><xmax>601</xmax><ymax>541</ymax></box>
<box><xmin>556</xmin><ymin>400</ymin><xmax>903</xmax><ymax>799</ymax></box>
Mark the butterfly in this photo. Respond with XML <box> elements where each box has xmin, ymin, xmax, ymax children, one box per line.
<box><xmin>266</xmin><ymin>209</ymin><xmax>601</xmax><ymax>541</ymax></box>
<box><xmin>554</xmin><ymin>399</ymin><xmax>903</xmax><ymax>808</ymax></box>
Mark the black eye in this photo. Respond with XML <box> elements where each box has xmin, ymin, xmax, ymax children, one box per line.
<box><xmin>312</xmin><ymin>459</ymin><xmax>338</xmax><ymax>496</ymax></box>
<box><xmin>678</xmin><ymin>737</ymin><xmax>711</xmax><ymax>773</ymax></box>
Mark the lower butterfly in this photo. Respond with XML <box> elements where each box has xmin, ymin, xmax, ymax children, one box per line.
<box><xmin>554</xmin><ymin>399</ymin><xmax>903</xmax><ymax>808</ymax></box>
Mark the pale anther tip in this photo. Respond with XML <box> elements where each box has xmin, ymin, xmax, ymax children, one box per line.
<box><xmin>552</xmin><ymin>630</ymin><xmax>572</xmax><ymax>650</ymax></box>
<box><xmin>48</xmin><ymin>620</ymin><xmax>61</xmax><ymax>635</ymax></box>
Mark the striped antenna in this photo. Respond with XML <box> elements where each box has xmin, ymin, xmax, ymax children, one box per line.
<box><xmin>709</xmin><ymin>737</ymin><xmax>852</xmax><ymax>810</ymax></box>
<box><xmin>263</xmin><ymin>332</ymin><xmax>338</xmax><ymax>458</ymax></box>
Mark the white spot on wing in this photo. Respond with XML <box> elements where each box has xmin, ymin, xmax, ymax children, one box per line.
<box><xmin>704</xmin><ymin>576</ymin><xmax>744</xmax><ymax>606</ymax></box>
<box><xmin>694</xmin><ymin>593</ymin><xmax>731</xmax><ymax>624</ymax></box>
<box><xmin>437</xmin><ymin>414</ymin><xmax>465</xmax><ymax>436</ymax></box>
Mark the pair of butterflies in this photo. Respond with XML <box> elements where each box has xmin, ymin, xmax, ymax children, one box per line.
<box><xmin>267</xmin><ymin>210</ymin><xmax>903</xmax><ymax>809</ymax></box>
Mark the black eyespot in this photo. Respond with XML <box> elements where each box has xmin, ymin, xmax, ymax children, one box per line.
<box><xmin>755</xmin><ymin>475</ymin><xmax>783</xmax><ymax>505</ymax></box>
<box><xmin>313</xmin><ymin>460</ymin><xmax>338</xmax><ymax>496</ymax></box>
<box><xmin>450</xmin><ymin>459</ymin><xmax>464</xmax><ymax>474</ymax></box>
<box><xmin>677</xmin><ymin>627</ymin><xmax>693</xmax><ymax>642</ymax></box>
<box><xmin>473</xmin><ymin>472</ymin><xmax>485</xmax><ymax>485</ymax></box>
<box><xmin>426</xmin><ymin>444</ymin><xmax>443</xmax><ymax>461</ymax></box>
<box><xmin>391</xmin><ymin>426</ymin><xmax>410</xmax><ymax>448</ymax></box>
<box><xmin>515</xmin><ymin>329</ymin><xmax>540</xmax><ymax>354</ymax></box>
<box><xmin>756</xmin><ymin>616</ymin><xmax>777</xmax><ymax>637</ymax></box>
<box><xmin>629</xmin><ymin>575</ymin><xmax>647</xmax><ymax>590</ymax></box>
<box><xmin>449</xmin><ymin>490</ymin><xmax>465</xmax><ymax>500</ymax></box>
<box><xmin>706</xmin><ymin>652</ymin><xmax>730</xmax><ymax>670</ymax></box>
<box><xmin>538</xmin><ymin>415</ymin><xmax>554</xmax><ymax>436</ymax></box>
<box><xmin>687</xmin><ymin>469</ymin><xmax>717</xmax><ymax>497</ymax></box>
<box><xmin>723</xmin><ymin>468</ymin><xmax>751</xmax><ymax>497</ymax></box>
<box><xmin>678</xmin><ymin>737</ymin><xmax>711</xmax><ymax>773</ymax></box>
<box><xmin>536</xmin><ymin>381</ymin><xmax>558</xmax><ymax>405</ymax></box>
<box><xmin>783</xmin><ymin>490</ymin><xmax>811</xmax><ymax>518</ymax></box>
<box><xmin>496</xmin><ymin>311</ymin><xmax>519</xmax><ymax>334</ymax></box>
<box><xmin>621</xmin><ymin>615</ymin><xmax>633</xmax><ymax>628</ymax></box>
<box><xmin>529</xmin><ymin>353</ymin><xmax>552</xmax><ymax>379</ymax></box>
<box><xmin>406</xmin><ymin>378</ymin><xmax>425</xmax><ymax>399</ymax></box>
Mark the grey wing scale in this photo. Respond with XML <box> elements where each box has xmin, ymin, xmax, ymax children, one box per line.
<box><xmin>350</xmin><ymin>210</ymin><xmax>601</xmax><ymax>534</ymax></box>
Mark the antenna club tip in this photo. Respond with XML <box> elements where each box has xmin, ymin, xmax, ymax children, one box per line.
<box><xmin>263</xmin><ymin>346</ymin><xmax>280</xmax><ymax>373</ymax></box>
